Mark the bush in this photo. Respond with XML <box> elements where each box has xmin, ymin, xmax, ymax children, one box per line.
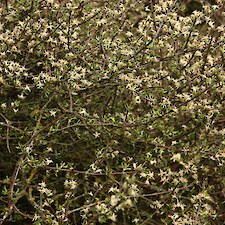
<box><xmin>0</xmin><ymin>0</ymin><xmax>225</xmax><ymax>224</ymax></box>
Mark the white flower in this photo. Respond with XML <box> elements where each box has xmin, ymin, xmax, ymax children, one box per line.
<box><xmin>128</xmin><ymin>184</ymin><xmax>139</xmax><ymax>197</ymax></box>
<box><xmin>13</xmin><ymin>108</ymin><xmax>18</xmax><ymax>113</ymax></box>
<box><xmin>96</xmin><ymin>18</ymin><xmax>107</xmax><ymax>26</ymax></box>
<box><xmin>46</xmin><ymin>0</ymin><xmax>54</xmax><ymax>3</ymax></box>
<box><xmin>79</xmin><ymin>108</ymin><xmax>88</xmax><ymax>116</ymax></box>
<box><xmin>49</xmin><ymin>109</ymin><xmax>57</xmax><ymax>117</ymax></box>
<box><xmin>32</xmin><ymin>214</ymin><xmax>40</xmax><ymax>221</ymax></box>
<box><xmin>133</xmin><ymin>218</ymin><xmax>140</xmax><ymax>224</ymax></box>
<box><xmin>25</xmin><ymin>146</ymin><xmax>32</xmax><ymax>153</ymax></box>
<box><xmin>108</xmin><ymin>213</ymin><xmax>117</xmax><ymax>222</ymax></box>
<box><xmin>1</xmin><ymin>103</ymin><xmax>6</xmax><ymax>109</ymax></box>
<box><xmin>45</xmin><ymin>158</ymin><xmax>53</xmax><ymax>165</ymax></box>
<box><xmin>133</xmin><ymin>95</ymin><xmax>141</xmax><ymax>104</ymax></box>
<box><xmin>47</xmin><ymin>147</ymin><xmax>53</xmax><ymax>152</ymax></box>
<box><xmin>126</xmin><ymin>31</ymin><xmax>133</xmax><ymax>37</ymax></box>
<box><xmin>18</xmin><ymin>93</ymin><xmax>26</xmax><ymax>100</ymax></box>
<box><xmin>108</xmin><ymin>186</ymin><xmax>119</xmax><ymax>193</ymax></box>
<box><xmin>38</xmin><ymin>181</ymin><xmax>52</xmax><ymax>196</ymax></box>
<box><xmin>123</xmin><ymin>198</ymin><xmax>133</xmax><ymax>208</ymax></box>
<box><xmin>110</xmin><ymin>195</ymin><xmax>120</xmax><ymax>206</ymax></box>
<box><xmin>24</xmin><ymin>85</ymin><xmax>31</xmax><ymax>92</ymax></box>
<box><xmin>64</xmin><ymin>179</ymin><xmax>78</xmax><ymax>190</ymax></box>
<box><xmin>93</xmin><ymin>132</ymin><xmax>100</xmax><ymax>138</ymax></box>
<box><xmin>171</xmin><ymin>153</ymin><xmax>181</xmax><ymax>162</ymax></box>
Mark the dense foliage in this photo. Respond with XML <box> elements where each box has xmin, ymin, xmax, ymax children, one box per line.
<box><xmin>0</xmin><ymin>0</ymin><xmax>225</xmax><ymax>224</ymax></box>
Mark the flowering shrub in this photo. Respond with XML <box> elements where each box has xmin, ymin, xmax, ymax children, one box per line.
<box><xmin>0</xmin><ymin>0</ymin><xmax>225</xmax><ymax>224</ymax></box>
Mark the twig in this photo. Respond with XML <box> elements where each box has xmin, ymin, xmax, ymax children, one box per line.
<box><xmin>129</xmin><ymin>21</ymin><xmax>164</xmax><ymax>60</ymax></box>
<box><xmin>0</xmin><ymin>122</ymin><xmax>23</xmax><ymax>132</ymax></box>
<box><xmin>6</xmin><ymin>152</ymin><xmax>28</xmax><ymax>224</ymax></box>
<box><xmin>45</xmin><ymin>166</ymin><xmax>141</xmax><ymax>176</ymax></box>
<box><xmin>0</xmin><ymin>114</ymin><xmax>23</xmax><ymax>153</ymax></box>
<box><xmin>66</xmin><ymin>85</ymin><xmax>73</xmax><ymax>112</ymax></box>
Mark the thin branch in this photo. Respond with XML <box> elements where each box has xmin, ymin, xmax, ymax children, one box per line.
<box><xmin>45</xmin><ymin>166</ymin><xmax>141</xmax><ymax>176</ymax></box>
<box><xmin>0</xmin><ymin>122</ymin><xmax>23</xmax><ymax>132</ymax></box>
<box><xmin>129</xmin><ymin>21</ymin><xmax>164</xmax><ymax>60</ymax></box>
<box><xmin>66</xmin><ymin>85</ymin><xmax>73</xmax><ymax>113</ymax></box>
<box><xmin>0</xmin><ymin>114</ymin><xmax>23</xmax><ymax>153</ymax></box>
